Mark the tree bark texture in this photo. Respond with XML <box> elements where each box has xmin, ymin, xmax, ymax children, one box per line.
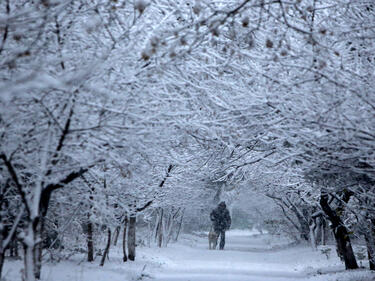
<box><xmin>291</xmin><ymin>206</ymin><xmax>309</xmax><ymax>241</ymax></box>
<box><xmin>320</xmin><ymin>194</ymin><xmax>358</xmax><ymax>270</ymax></box>
<box><xmin>174</xmin><ymin>210</ymin><xmax>184</xmax><ymax>242</ymax></box>
<box><xmin>34</xmin><ymin>217</ymin><xmax>44</xmax><ymax>280</ymax></box>
<box><xmin>127</xmin><ymin>215</ymin><xmax>136</xmax><ymax>261</ymax></box>
<box><xmin>157</xmin><ymin>209</ymin><xmax>163</xmax><ymax>248</ymax></box>
<box><xmin>112</xmin><ymin>226</ymin><xmax>120</xmax><ymax>246</ymax></box>
<box><xmin>100</xmin><ymin>228</ymin><xmax>111</xmax><ymax>266</ymax></box>
<box><xmin>0</xmin><ymin>252</ymin><xmax>4</xmax><ymax>281</ymax></box>
<box><xmin>122</xmin><ymin>217</ymin><xmax>128</xmax><ymax>262</ymax></box>
<box><xmin>365</xmin><ymin>219</ymin><xmax>375</xmax><ymax>270</ymax></box>
<box><xmin>309</xmin><ymin>223</ymin><xmax>317</xmax><ymax>250</ymax></box>
<box><xmin>23</xmin><ymin>222</ymin><xmax>36</xmax><ymax>281</ymax></box>
<box><xmin>87</xmin><ymin>220</ymin><xmax>94</xmax><ymax>262</ymax></box>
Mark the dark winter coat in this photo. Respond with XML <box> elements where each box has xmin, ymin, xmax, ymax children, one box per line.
<box><xmin>210</xmin><ymin>202</ymin><xmax>231</xmax><ymax>232</ymax></box>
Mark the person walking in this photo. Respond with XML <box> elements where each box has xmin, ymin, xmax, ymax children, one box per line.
<box><xmin>210</xmin><ymin>201</ymin><xmax>231</xmax><ymax>250</ymax></box>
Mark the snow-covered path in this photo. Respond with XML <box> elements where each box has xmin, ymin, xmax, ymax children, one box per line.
<box><xmin>4</xmin><ymin>230</ymin><xmax>374</xmax><ymax>281</ymax></box>
<box><xmin>147</xmin><ymin>230</ymin><xmax>330</xmax><ymax>281</ymax></box>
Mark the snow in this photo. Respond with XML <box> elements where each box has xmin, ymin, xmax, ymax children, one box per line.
<box><xmin>2</xmin><ymin>257</ymin><xmax>155</xmax><ymax>281</ymax></box>
<box><xmin>3</xmin><ymin>230</ymin><xmax>375</xmax><ymax>281</ymax></box>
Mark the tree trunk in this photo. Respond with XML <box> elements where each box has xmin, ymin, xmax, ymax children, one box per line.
<box><xmin>163</xmin><ymin>212</ymin><xmax>172</xmax><ymax>247</ymax></box>
<box><xmin>122</xmin><ymin>217</ymin><xmax>128</xmax><ymax>262</ymax></box>
<box><xmin>321</xmin><ymin>219</ymin><xmax>330</xmax><ymax>246</ymax></box>
<box><xmin>87</xmin><ymin>220</ymin><xmax>94</xmax><ymax>262</ymax></box>
<box><xmin>153</xmin><ymin>211</ymin><xmax>160</xmax><ymax>242</ymax></box>
<box><xmin>24</xmin><ymin>244</ymin><xmax>36</xmax><ymax>281</ymax></box>
<box><xmin>321</xmin><ymin>220</ymin><xmax>328</xmax><ymax>246</ymax></box>
<box><xmin>0</xmin><ymin>228</ymin><xmax>4</xmax><ymax>280</ymax></box>
<box><xmin>34</xmin><ymin>217</ymin><xmax>44</xmax><ymax>280</ymax></box>
<box><xmin>365</xmin><ymin>233</ymin><xmax>375</xmax><ymax>270</ymax></box>
<box><xmin>335</xmin><ymin>225</ymin><xmax>358</xmax><ymax>269</ymax></box>
<box><xmin>165</xmin><ymin>209</ymin><xmax>180</xmax><ymax>246</ymax></box>
<box><xmin>83</xmin><ymin>177</ymin><xmax>95</xmax><ymax>262</ymax></box>
<box><xmin>147</xmin><ymin>222</ymin><xmax>152</xmax><ymax>247</ymax></box>
<box><xmin>0</xmin><ymin>252</ymin><xmax>4</xmax><ymax>281</ymax></box>
<box><xmin>9</xmin><ymin>244</ymin><xmax>13</xmax><ymax>257</ymax></box>
<box><xmin>309</xmin><ymin>222</ymin><xmax>317</xmax><ymax>250</ymax></box>
<box><xmin>112</xmin><ymin>226</ymin><xmax>121</xmax><ymax>246</ymax></box>
<box><xmin>157</xmin><ymin>209</ymin><xmax>163</xmax><ymax>248</ymax></box>
<box><xmin>127</xmin><ymin>215</ymin><xmax>136</xmax><ymax>261</ymax></box>
<box><xmin>99</xmin><ymin>228</ymin><xmax>111</xmax><ymax>266</ymax></box>
<box><xmin>174</xmin><ymin>210</ymin><xmax>184</xmax><ymax>242</ymax></box>
<box><xmin>34</xmin><ymin>242</ymin><xmax>42</xmax><ymax>280</ymax></box>
<box><xmin>15</xmin><ymin>239</ymin><xmax>19</xmax><ymax>257</ymax></box>
<box><xmin>320</xmin><ymin>194</ymin><xmax>358</xmax><ymax>270</ymax></box>
<box><xmin>296</xmin><ymin>214</ymin><xmax>309</xmax><ymax>241</ymax></box>
<box><xmin>9</xmin><ymin>239</ymin><xmax>17</xmax><ymax>257</ymax></box>
<box><xmin>23</xmin><ymin>222</ymin><xmax>36</xmax><ymax>281</ymax></box>
<box><xmin>365</xmin><ymin>220</ymin><xmax>375</xmax><ymax>270</ymax></box>
<box><xmin>313</xmin><ymin>216</ymin><xmax>322</xmax><ymax>246</ymax></box>
<box><xmin>287</xmin><ymin>203</ymin><xmax>309</xmax><ymax>241</ymax></box>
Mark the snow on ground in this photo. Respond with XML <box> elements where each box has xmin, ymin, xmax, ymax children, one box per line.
<box><xmin>2</xmin><ymin>254</ymin><xmax>155</xmax><ymax>281</ymax></box>
<box><xmin>3</xmin><ymin>229</ymin><xmax>375</xmax><ymax>281</ymax></box>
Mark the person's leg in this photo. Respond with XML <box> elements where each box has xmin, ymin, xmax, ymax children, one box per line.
<box><xmin>219</xmin><ymin>230</ymin><xmax>225</xmax><ymax>250</ymax></box>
